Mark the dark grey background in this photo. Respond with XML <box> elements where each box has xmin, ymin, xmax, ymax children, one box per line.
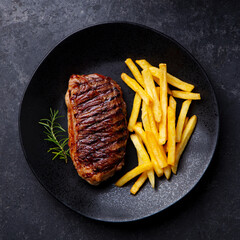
<box><xmin>1</xmin><ymin>0</ymin><xmax>239</xmax><ymax>239</ymax></box>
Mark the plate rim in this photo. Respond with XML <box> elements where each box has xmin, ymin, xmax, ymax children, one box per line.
<box><xmin>18</xmin><ymin>21</ymin><xmax>220</xmax><ymax>222</ymax></box>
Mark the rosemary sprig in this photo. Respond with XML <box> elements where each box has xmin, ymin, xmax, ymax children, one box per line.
<box><xmin>39</xmin><ymin>108</ymin><xmax>70</xmax><ymax>163</ymax></box>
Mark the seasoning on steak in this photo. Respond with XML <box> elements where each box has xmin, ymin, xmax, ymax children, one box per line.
<box><xmin>65</xmin><ymin>74</ymin><xmax>128</xmax><ymax>185</ymax></box>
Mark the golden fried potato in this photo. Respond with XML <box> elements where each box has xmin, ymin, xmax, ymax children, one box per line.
<box><xmin>115</xmin><ymin>162</ymin><xmax>153</xmax><ymax>187</ymax></box>
<box><xmin>130</xmin><ymin>172</ymin><xmax>148</xmax><ymax>195</ymax></box>
<box><xmin>159</xmin><ymin>64</ymin><xmax>168</xmax><ymax>145</ymax></box>
<box><xmin>172</xmin><ymin>90</ymin><xmax>201</xmax><ymax>100</ymax></box>
<box><xmin>121</xmin><ymin>73</ymin><xmax>152</xmax><ymax>105</ymax></box>
<box><xmin>163</xmin><ymin>165</ymin><xmax>172</xmax><ymax>180</ymax></box>
<box><xmin>142</xmin><ymin>68</ymin><xmax>162</xmax><ymax>122</ymax></box>
<box><xmin>125</xmin><ymin>58</ymin><xmax>145</xmax><ymax>87</ymax></box>
<box><xmin>136</xmin><ymin>59</ymin><xmax>153</xmax><ymax>70</ymax></box>
<box><xmin>128</xmin><ymin>93</ymin><xmax>142</xmax><ymax>132</ymax></box>
<box><xmin>167</xmin><ymin>73</ymin><xmax>194</xmax><ymax>92</ymax></box>
<box><xmin>176</xmin><ymin>100</ymin><xmax>192</xmax><ymax>142</ymax></box>
<box><xmin>172</xmin><ymin>115</ymin><xmax>197</xmax><ymax>174</ymax></box>
<box><xmin>167</xmin><ymin>106</ymin><xmax>176</xmax><ymax>166</ymax></box>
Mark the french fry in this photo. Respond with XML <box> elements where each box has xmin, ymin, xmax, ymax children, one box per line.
<box><xmin>130</xmin><ymin>134</ymin><xmax>150</xmax><ymax>164</ymax></box>
<box><xmin>137</xmin><ymin>151</ymin><xmax>144</xmax><ymax>165</ymax></box>
<box><xmin>167</xmin><ymin>73</ymin><xmax>194</xmax><ymax>92</ymax></box>
<box><xmin>133</xmin><ymin>124</ymin><xmax>147</xmax><ymax>143</ymax></box>
<box><xmin>172</xmin><ymin>90</ymin><xmax>201</xmax><ymax>100</ymax></box>
<box><xmin>183</xmin><ymin>117</ymin><xmax>189</xmax><ymax>130</ymax></box>
<box><xmin>136</xmin><ymin>59</ymin><xmax>153</xmax><ymax>69</ymax></box>
<box><xmin>130</xmin><ymin>134</ymin><xmax>155</xmax><ymax>188</ymax></box>
<box><xmin>133</xmin><ymin>124</ymin><xmax>163</xmax><ymax>177</ymax></box>
<box><xmin>149</xmin><ymin>67</ymin><xmax>195</xmax><ymax>92</ymax></box>
<box><xmin>167</xmin><ymin>106</ymin><xmax>176</xmax><ymax>166</ymax></box>
<box><xmin>146</xmin><ymin>131</ymin><xmax>168</xmax><ymax>168</ymax></box>
<box><xmin>142</xmin><ymin>68</ymin><xmax>162</xmax><ymax>122</ymax></box>
<box><xmin>156</xmin><ymin>85</ymin><xmax>172</xmax><ymax>97</ymax></box>
<box><xmin>147</xmin><ymin>106</ymin><xmax>159</xmax><ymax>141</ymax></box>
<box><xmin>172</xmin><ymin>115</ymin><xmax>197</xmax><ymax>174</ymax></box>
<box><xmin>159</xmin><ymin>64</ymin><xmax>168</xmax><ymax>145</ymax></box>
<box><xmin>128</xmin><ymin>93</ymin><xmax>142</xmax><ymax>132</ymax></box>
<box><xmin>154</xmin><ymin>163</ymin><xmax>164</xmax><ymax>177</ymax></box>
<box><xmin>136</xmin><ymin>153</ymin><xmax>141</xmax><ymax>166</ymax></box>
<box><xmin>176</xmin><ymin>100</ymin><xmax>192</xmax><ymax>142</ymax></box>
<box><xmin>125</xmin><ymin>58</ymin><xmax>145</xmax><ymax>87</ymax></box>
<box><xmin>163</xmin><ymin>165</ymin><xmax>172</xmax><ymax>180</ymax></box>
<box><xmin>121</xmin><ymin>73</ymin><xmax>152</xmax><ymax>105</ymax></box>
<box><xmin>141</xmin><ymin>102</ymin><xmax>151</xmax><ymax>131</ymax></box>
<box><xmin>115</xmin><ymin>162</ymin><xmax>153</xmax><ymax>187</ymax></box>
<box><xmin>130</xmin><ymin>172</ymin><xmax>148</xmax><ymax>195</ymax></box>
<box><xmin>169</xmin><ymin>95</ymin><xmax>177</xmax><ymax>109</ymax></box>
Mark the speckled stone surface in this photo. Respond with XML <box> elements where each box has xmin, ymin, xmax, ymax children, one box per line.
<box><xmin>1</xmin><ymin>0</ymin><xmax>240</xmax><ymax>239</ymax></box>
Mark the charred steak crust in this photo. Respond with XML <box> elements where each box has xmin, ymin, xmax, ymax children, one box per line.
<box><xmin>65</xmin><ymin>74</ymin><xmax>128</xmax><ymax>185</ymax></box>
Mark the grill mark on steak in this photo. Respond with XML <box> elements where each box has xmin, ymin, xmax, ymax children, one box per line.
<box><xmin>65</xmin><ymin>74</ymin><xmax>128</xmax><ymax>185</ymax></box>
<box><xmin>73</xmin><ymin>82</ymin><xmax>110</xmax><ymax>102</ymax></box>
<box><xmin>72</xmin><ymin>77</ymin><xmax>120</xmax><ymax>105</ymax></box>
<box><xmin>75</xmin><ymin>100</ymin><xmax>122</xmax><ymax>122</ymax></box>
<box><xmin>76</xmin><ymin>108</ymin><xmax>125</xmax><ymax>132</ymax></box>
<box><xmin>77</xmin><ymin>118</ymin><xmax>126</xmax><ymax>136</ymax></box>
<box><xmin>74</xmin><ymin>88</ymin><xmax>121</xmax><ymax>117</ymax></box>
<box><xmin>78</xmin><ymin>106</ymin><xmax>124</xmax><ymax>127</ymax></box>
<box><xmin>77</xmin><ymin>126</ymin><xmax>127</xmax><ymax>145</ymax></box>
<box><xmin>77</xmin><ymin>130</ymin><xmax>128</xmax><ymax>157</ymax></box>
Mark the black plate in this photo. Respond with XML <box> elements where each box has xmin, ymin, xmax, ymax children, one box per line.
<box><xmin>19</xmin><ymin>22</ymin><xmax>219</xmax><ymax>222</ymax></box>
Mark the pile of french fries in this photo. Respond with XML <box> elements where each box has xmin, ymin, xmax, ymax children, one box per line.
<box><xmin>115</xmin><ymin>58</ymin><xmax>201</xmax><ymax>195</ymax></box>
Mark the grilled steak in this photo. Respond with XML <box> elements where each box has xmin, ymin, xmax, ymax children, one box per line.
<box><xmin>65</xmin><ymin>74</ymin><xmax>128</xmax><ymax>185</ymax></box>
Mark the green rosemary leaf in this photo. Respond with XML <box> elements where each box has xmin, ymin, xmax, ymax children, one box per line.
<box><xmin>39</xmin><ymin>119</ymin><xmax>51</xmax><ymax>123</ymax></box>
<box><xmin>39</xmin><ymin>122</ymin><xmax>50</xmax><ymax>128</ymax></box>
<box><xmin>39</xmin><ymin>108</ymin><xmax>69</xmax><ymax>163</ymax></box>
<box><xmin>61</xmin><ymin>138</ymin><xmax>69</xmax><ymax>146</ymax></box>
